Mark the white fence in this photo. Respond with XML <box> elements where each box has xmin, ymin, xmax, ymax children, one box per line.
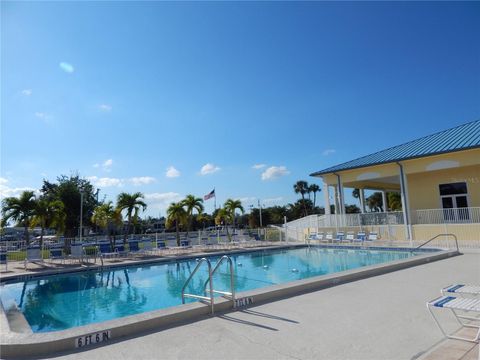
<box><xmin>283</xmin><ymin>207</ymin><xmax>480</xmax><ymax>247</ymax></box>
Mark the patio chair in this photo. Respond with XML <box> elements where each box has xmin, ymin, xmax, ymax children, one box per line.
<box><xmin>441</xmin><ymin>284</ymin><xmax>480</xmax><ymax>297</ymax></box>
<box><xmin>427</xmin><ymin>295</ymin><xmax>480</xmax><ymax>343</ymax></box>
<box><xmin>353</xmin><ymin>232</ymin><xmax>366</xmax><ymax>243</ymax></box>
<box><xmin>333</xmin><ymin>232</ymin><xmax>345</xmax><ymax>243</ymax></box>
<box><xmin>0</xmin><ymin>250</ymin><xmax>7</xmax><ymax>271</ymax></box>
<box><xmin>114</xmin><ymin>244</ymin><xmax>128</xmax><ymax>257</ymax></box>
<box><xmin>127</xmin><ymin>240</ymin><xmax>141</xmax><ymax>257</ymax></box>
<box><xmin>307</xmin><ymin>232</ymin><xmax>318</xmax><ymax>241</ymax></box>
<box><xmin>97</xmin><ymin>242</ymin><xmax>118</xmax><ymax>259</ymax></box>
<box><xmin>325</xmin><ymin>232</ymin><xmax>334</xmax><ymax>243</ymax></box>
<box><xmin>70</xmin><ymin>243</ymin><xmax>86</xmax><ymax>263</ymax></box>
<box><xmin>49</xmin><ymin>246</ymin><xmax>64</xmax><ymax>264</ymax></box>
<box><xmin>345</xmin><ymin>232</ymin><xmax>355</xmax><ymax>242</ymax></box>
<box><xmin>366</xmin><ymin>232</ymin><xmax>378</xmax><ymax>241</ymax></box>
<box><xmin>24</xmin><ymin>246</ymin><xmax>44</xmax><ymax>269</ymax></box>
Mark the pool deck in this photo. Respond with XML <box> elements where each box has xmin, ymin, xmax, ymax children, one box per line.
<box><xmin>0</xmin><ymin>247</ymin><xmax>478</xmax><ymax>359</ymax></box>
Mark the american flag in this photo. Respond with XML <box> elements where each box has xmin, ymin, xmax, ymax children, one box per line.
<box><xmin>204</xmin><ymin>189</ymin><xmax>215</xmax><ymax>201</ymax></box>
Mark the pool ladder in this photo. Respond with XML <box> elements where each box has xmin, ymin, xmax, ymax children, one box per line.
<box><xmin>181</xmin><ymin>255</ymin><xmax>235</xmax><ymax>314</ymax></box>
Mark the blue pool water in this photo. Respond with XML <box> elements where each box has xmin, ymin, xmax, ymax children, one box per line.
<box><xmin>0</xmin><ymin>247</ymin><xmax>419</xmax><ymax>332</ymax></box>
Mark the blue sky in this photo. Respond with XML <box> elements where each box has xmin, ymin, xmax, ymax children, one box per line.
<box><xmin>1</xmin><ymin>1</ymin><xmax>479</xmax><ymax>217</ymax></box>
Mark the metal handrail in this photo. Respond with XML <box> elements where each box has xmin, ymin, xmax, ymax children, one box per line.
<box><xmin>204</xmin><ymin>255</ymin><xmax>236</xmax><ymax>304</ymax></box>
<box><xmin>414</xmin><ymin>233</ymin><xmax>459</xmax><ymax>252</ymax></box>
<box><xmin>181</xmin><ymin>258</ymin><xmax>214</xmax><ymax>314</ymax></box>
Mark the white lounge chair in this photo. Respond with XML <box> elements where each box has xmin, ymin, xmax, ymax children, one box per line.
<box><xmin>70</xmin><ymin>244</ymin><xmax>86</xmax><ymax>263</ymax></box>
<box><xmin>345</xmin><ymin>232</ymin><xmax>355</xmax><ymax>243</ymax></box>
<box><xmin>366</xmin><ymin>232</ymin><xmax>378</xmax><ymax>241</ymax></box>
<box><xmin>24</xmin><ymin>246</ymin><xmax>43</xmax><ymax>269</ymax></box>
<box><xmin>325</xmin><ymin>232</ymin><xmax>334</xmax><ymax>243</ymax></box>
<box><xmin>442</xmin><ymin>284</ymin><xmax>480</xmax><ymax>297</ymax></box>
<box><xmin>427</xmin><ymin>295</ymin><xmax>480</xmax><ymax>343</ymax></box>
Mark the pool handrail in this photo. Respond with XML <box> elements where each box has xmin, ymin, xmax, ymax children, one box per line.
<box><xmin>203</xmin><ymin>255</ymin><xmax>236</xmax><ymax>305</ymax></box>
<box><xmin>414</xmin><ymin>233</ymin><xmax>459</xmax><ymax>252</ymax></box>
<box><xmin>181</xmin><ymin>257</ymin><xmax>214</xmax><ymax>314</ymax></box>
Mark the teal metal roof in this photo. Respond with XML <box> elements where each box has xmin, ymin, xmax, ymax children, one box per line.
<box><xmin>310</xmin><ymin>120</ymin><xmax>480</xmax><ymax>177</ymax></box>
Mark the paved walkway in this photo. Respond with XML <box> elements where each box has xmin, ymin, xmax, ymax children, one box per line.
<box><xmin>24</xmin><ymin>251</ymin><xmax>477</xmax><ymax>360</ymax></box>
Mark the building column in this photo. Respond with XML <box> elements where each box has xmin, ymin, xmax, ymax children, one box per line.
<box><xmin>335</xmin><ymin>174</ymin><xmax>345</xmax><ymax>215</ymax></box>
<box><xmin>381</xmin><ymin>190</ymin><xmax>388</xmax><ymax>213</ymax></box>
<box><xmin>323</xmin><ymin>182</ymin><xmax>331</xmax><ymax>215</ymax></box>
<box><xmin>359</xmin><ymin>189</ymin><xmax>366</xmax><ymax>214</ymax></box>
<box><xmin>397</xmin><ymin>162</ymin><xmax>412</xmax><ymax>243</ymax></box>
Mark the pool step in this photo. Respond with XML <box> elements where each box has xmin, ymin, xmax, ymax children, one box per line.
<box><xmin>183</xmin><ymin>294</ymin><xmax>212</xmax><ymax>302</ymax></box>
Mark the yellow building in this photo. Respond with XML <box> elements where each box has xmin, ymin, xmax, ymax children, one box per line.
<box><xmin>310</xmin><ymin>120</ymin><xmax>480</xmax><ymax>242</ymax></box>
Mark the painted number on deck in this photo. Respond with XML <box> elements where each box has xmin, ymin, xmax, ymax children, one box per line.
<box><xmin>234</xmin><ymin>297</ymin><xmax>253</xmax><ymax>308</ymax></box>
<box><xmin>75</xmin><ymin>330</ymin><xmax>111</xmax><ymax>348</ymax></box>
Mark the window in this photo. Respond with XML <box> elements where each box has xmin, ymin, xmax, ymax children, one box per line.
<box><xmin>439</xmin><ymin>182</ymin><xmax>469</xmax><ymax>222</ymax></box>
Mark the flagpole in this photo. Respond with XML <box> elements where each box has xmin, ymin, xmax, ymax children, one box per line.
<box><xmin>214</xmin><ymin>187</ymin><xmax>216</xmax><ymax>210</ymax></box>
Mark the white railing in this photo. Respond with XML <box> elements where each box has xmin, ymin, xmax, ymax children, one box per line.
<box><xmin>413</xmin><ymin>207</ymin><xmax>480</xmax><ymax>224</ymax></box>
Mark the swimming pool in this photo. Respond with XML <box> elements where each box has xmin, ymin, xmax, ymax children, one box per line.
<box><xmin>0</xmin><ymin>246</ymin><xmax>422</xmax><ymax>333</ymax></box>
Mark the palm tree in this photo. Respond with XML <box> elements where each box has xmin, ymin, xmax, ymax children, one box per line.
<box><xmin>92</xmin><ymin>202</ymin><xmax>122</xmax><ymax>250</ymax></box>
<box><xmin>224</xmin><ymin>199</ymin><xmax>244</xmax><ymax>230</ymax></box>
<box><xmin>1</xmin><ymin>191</ymin><xmax>37</xmax><ymax>246</ymax></box>
<box><xmin>116</xmin><ymin>192</ymin><xmax>147</xmax><ymax>245</ymax></box>
<box><xmin>167</xmin><ymin>202</ymin><xmax>187</xmax><ymax>246</ymax></box>
<box><xmin>32</xmin><ymin>197</ymin><xmax>66</xmax><ymax>249</ymax></box>
<box><xmin>181</xmin><ymin>195</ymin><xmax>204</xmax><ymax>235</ymax></box>
<box><xmin>215</xmin><ymin>208</ymin><xmax>233</xmax><ymax>242</ymax></box>
<box><xmin>293</xmin><ymin>180</ymin><xmax>309</xmax><ymax>217</ymax></box>
<box><xmin>309</xmin><ymin>184</ymin><xmax>320</xmax><ymax>208</ymax></box>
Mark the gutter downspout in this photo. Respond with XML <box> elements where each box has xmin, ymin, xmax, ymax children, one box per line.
<box><xmin>397</xmin><ymin>162</ymin><xmax>412</xmax><ymax>245</ymax></box>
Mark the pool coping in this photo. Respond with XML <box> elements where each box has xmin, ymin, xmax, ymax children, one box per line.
<box><xmin>0</xmin><ymin>247</ymin><xmax>459</xmax><ymax>358</ymax></box>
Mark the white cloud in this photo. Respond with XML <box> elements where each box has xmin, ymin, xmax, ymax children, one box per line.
<box><xmin>263</xmin><ymin>197</ymin><xmax>284</xmax><ymax>204</ymax></box>
<box><xmin>252</xmin><ymin>164</ymin><xmax>266</xmax><ymax>169</ymax></box>
<box><xmin>35</xmin><ymin>112</ymin><xmax>52</xmax><ymax>123</ymax></box>
<box><xmin>322</xmin><ymin>149</ymin><xmax>336</xmax><ymax>156</ymax></box>
<box><xmin>87</xmin><ymin>175</ymin><xmax>156</xmax><ymax>188</ymax></box>
<box><xmin>166</xmin><ymin>166</ymin><xmax>181</xmax><ymax>178</ymax></box>
<box><xmin>87</xmin><ymin>176</ymin><xmax>123</xmax><ymax>188</ymax></box>
<box><xmin>93</xmin><ymin>159</ymin><xmax>113</xmax><ymax>171</ymax></box>
<box><xmin>261</xmin><ymin>166</ymin><xmax>290</xmax><ymax>181</ymax></box>
<box><xmin>200</xmin><ymin>163</ymin><xmax>220</xmax><ymax>175</ymax></box>
<box><xmin>59</xmin><ymin>62</ymin><xmax>74</xmax><ymax>73</ymax></box>
<box><xmin>144</xmin><ymin>192</ymin><xmax>183</xmax><ymax>210</ymax></box>
<box><xmin>129</xmin><ymin>177</ymin><xmax>156</xmax><ymax>186</ymax></box>
<box><xmin>98</xmin><ymin>104</ymin><xmax>112</xmax><ymax>112</ymax></box>
<box><xmin>0</xmin><ymin>178</ymin><xmax>38</xmax><ymax>200</ymax></box>
<box><xmin>238</xmin><ymin>196</ymin><xmax>256</xmax><ymax>204</ymax></box>
<box><xmin>21</xmin><ymin>89</ymin><xmax>32</xmax><ymax>96</ymax></box>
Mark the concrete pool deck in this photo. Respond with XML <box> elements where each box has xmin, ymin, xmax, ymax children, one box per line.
<box><xmin>1</xmin><ymin>250</ymin><xmax>477</xmax><ymax>359</ymax></box>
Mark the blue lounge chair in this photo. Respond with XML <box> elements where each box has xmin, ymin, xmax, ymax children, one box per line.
<box><xmin>333</xmin><ymin>232</ymin><xmax>345</xmax><ymax>243</ymax></box>
<box><xmin>353</xmin><ymin>232</ymin><xmax>366</xmax><ymax>243</ymax></box>
<box><xmin>97</xmin><ymin>242</ymin><xmax>118</xmax><ymax>259</ymax></box>
<box><xmin>0</xmin><ymin>250</ymin><xmax>7</xmax><ymax>271</ymax></box>
<box><xmin>49</xmin><ymin>246</ymin><xmax>64</xmax><ymax>264</ymax></box>
<box><xmin>128</xmin><ymin>240</ymin><xmax>141</xmax><ymax>256</ymax></box>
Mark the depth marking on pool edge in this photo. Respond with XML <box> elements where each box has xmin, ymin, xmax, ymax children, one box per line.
<box><xmin>75</xmin><ymin>330</ymin><xmax>111</xmax><ymax>348</ymax></box>
<box><xmin>234</xmin><ymin>297</ymin><xmax>254</xmax><ymax>308</ymax></box>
